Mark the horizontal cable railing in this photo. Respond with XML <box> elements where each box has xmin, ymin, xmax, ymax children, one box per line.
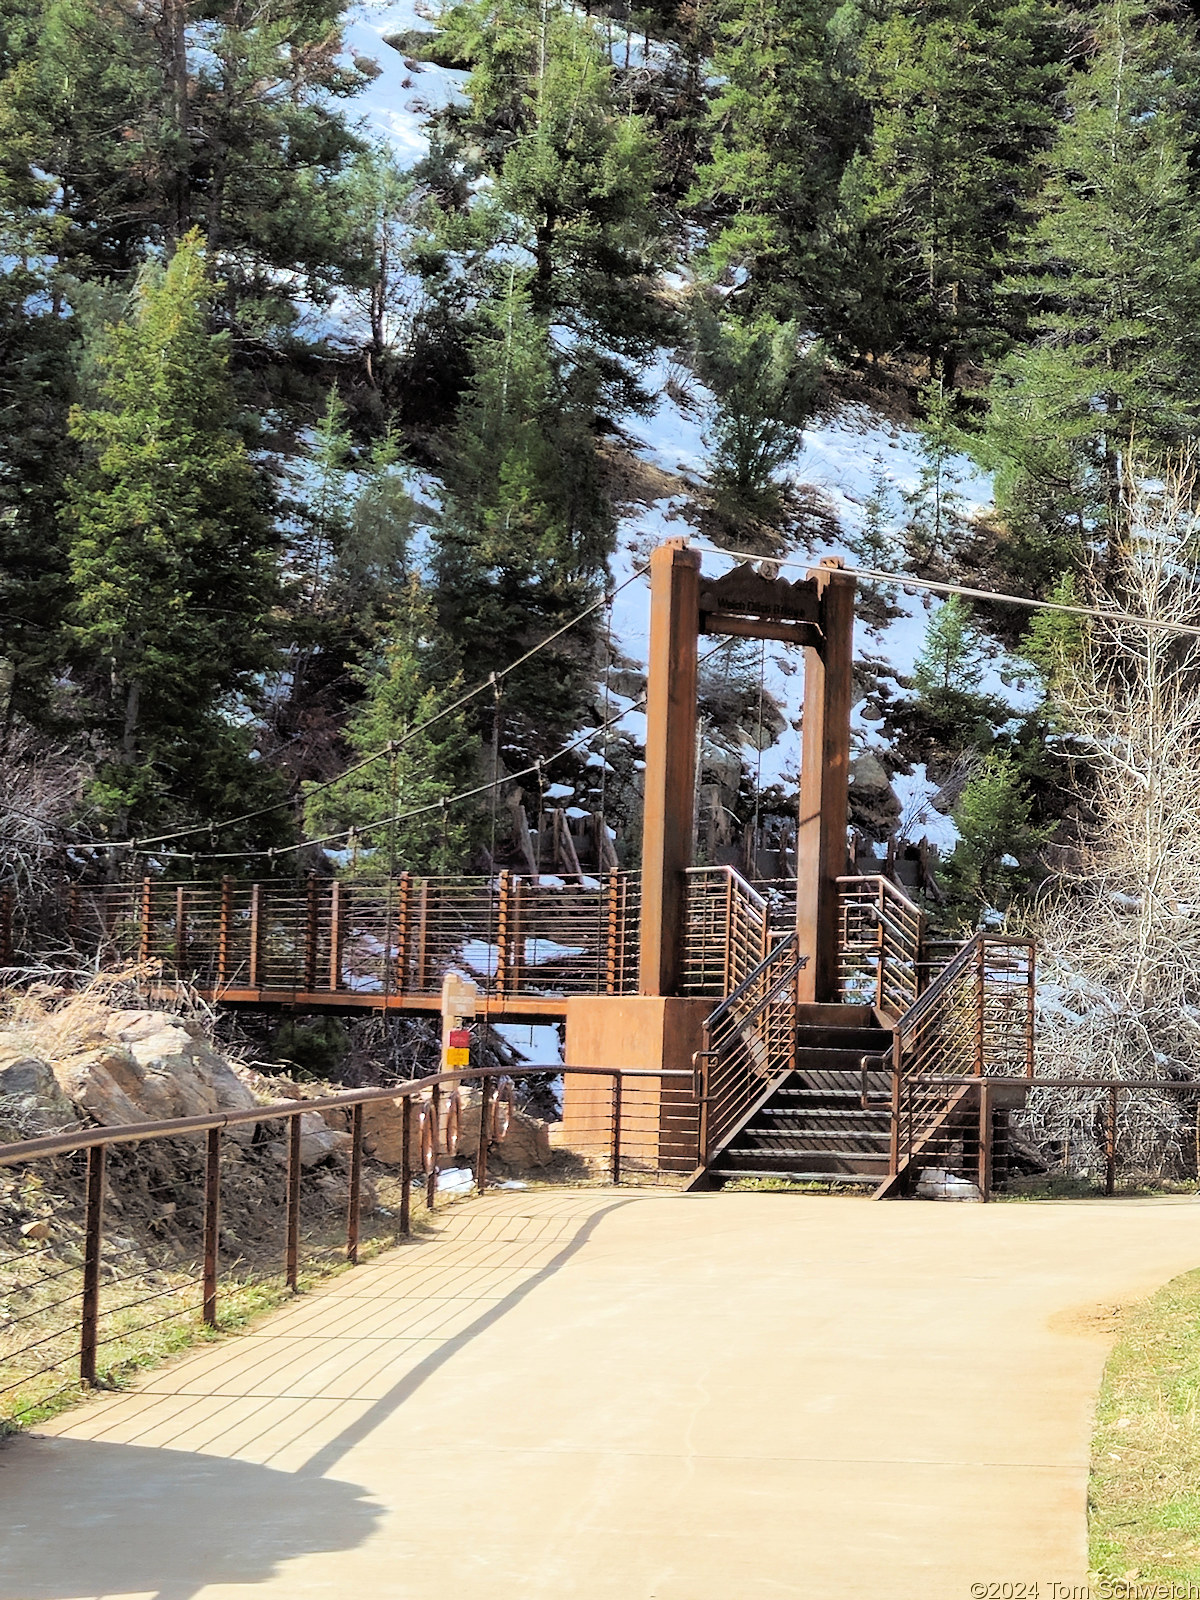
<box><xmin>836</xmin><ymin>875</ymin><xmax>926</xmax><ymax>1016</ymax></box>
<box><xmin>50</xmin><ymin>873</ymin><xmax>644</xmax><ymax>1003</ymax></box>
<box><xmin>697</xmin><ymin>933</ymin><xmax>807</xmax><ymax>1160</ymax></box>
<box><xmin>888</xmin><ymin>935</ymin><xmax>1036</xmax><ymax>1190</ymax></box>
<box><xmin>0</xmin><ymin>1062</ymin><xmax>696</xmax><ymax>1426</ymax></box>
<box><xmin>681</xmin><ymin>866</ymin><xmax>771</xmax><ymax>998</ymax></box>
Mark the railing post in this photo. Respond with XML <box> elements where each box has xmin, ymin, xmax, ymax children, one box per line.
<box><xmin>80</xmin><ymin>1145</ymin><xmax>105</xmax><ymax>1386</ymax></box>
<box><xmin>285</xmin><ymin>1113</ymin><xmax>302</xmax><ymax>1291</ymax></box>
<box><xmin>425</xmin><ymin>1085</ymin><xmax>440</xmax><ymax>1210</ymax></box>
<box><xmin>203</xmin><ymin>1127</ymin><xmax>221</xmax><ymax>1327</ymax></box>
<box><xmin>889</xmin><ymin>1034</ymin><xmax>902</xmax><ymax>1180</ymax></box>
<box><xmin>415</xmin><ymin>881</ymin><xmax>429</xmax><ymax>992</ymax></box>
<box><xmin>977</xmin><ymin>1083</ymin><xmax>992</xmax><ymax>1202</ymax></box>
<box><xmin>476</xmin><ymin>1075</ymin><xmax>492</xmax><ymax>1195</ymax></box>
<box><xmin>217</xmin><ymin>875</ymin><xmax>234</xmax><ymax>988</ymax></box>
<box><xmin>138</xmin><ymin>874</ymin><xmax>153</xmax><ymax>965</ymax></box>
<box><xmin>1106</xmin><ymin>1086</ymin><xmax>1118</xmax><ymax>1196</ymax></box>
<box><xmin>329</xmin><ymin>880</ymin><xmax>343</xmax><ymax>992</ymax></box>
<box><xmin>974</xmin><ymin>939</ymin><xmax>986</xmax><ymax>1075</ymax></box>
<box><xmin>495</xmin><ymin>871</ymin><xmax>512</xmax><ymax>995</ymax></box>
<box><xmin>394</xmin><ymin>871</ymin><xmax>412</xmax><ymax>995</ymax></box>
<box><xmin>347</xmin><ymin>1102</ymin><xmax>363</xmax><ymax>1264</ymax></box>
<box><xmin>174</xmin><ymin>884</ymin><xmax>188</xmax><ymax>978</ymax></box>
<box><xmin>248</xmin><ymin>883</ymin><xmax>263</xmax><ymax>990</ymax></box>
<box><xmin>696</xmin><ymin>1034</ymin><xmax>711</xmax><ymax>1164</ymax></box>
<box><xmin>723</xmin><ymin>870</ymin><xmax>736</xmax><ymax>996</ymax></box>
<box><xmin>611</xmin><ymin>1072</ymin><xmax>623</xmax><ymax>1185</ymax></box>
<box><xmin>304</xmin><ymin>873</ymin><xmax>319</xmax><ymax>991</ymax></box>
<box><xmin>1025</xmin><ymin>941</ymin><xmax>1036</xmax><ymax>1079</ymax></box>
<box><xmin>605</xmin><ymin>870</ymin><xmax>621</xmax><ymax>994</ymax></box>
<box><xmin>400</xmin><ymin>1096</ymin><xmax>412</xmax><ymax>1236</ymax></box>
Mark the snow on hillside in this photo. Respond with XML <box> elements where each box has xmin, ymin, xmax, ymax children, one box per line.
<box><xmin>333</xmin><ymin>12</ymin><xmax>1034</xmax><ymax>854</ymax></box>
<box><xmin>611</xmin><ymin>376</ymin><xmax>1040</xmax><ymax>848</ymax></box>
<box><xmin>344</xmin><ymin>0</ymin><xmax>468</xmax><ymax>166</ymax></box>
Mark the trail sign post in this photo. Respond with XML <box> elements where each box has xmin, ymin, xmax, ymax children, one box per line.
<box><xmin>441</xmin><ymin>973</ymin><xmax>477</xmax><ymax>1070</ymax></box>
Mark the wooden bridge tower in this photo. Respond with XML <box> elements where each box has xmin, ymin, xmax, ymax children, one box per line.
<box><xmin>562</xmin><ymin>538</ymin><xmax>855</xmax><ymax>1165</ymax></box>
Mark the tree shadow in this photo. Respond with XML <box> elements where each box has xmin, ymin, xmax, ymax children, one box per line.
<box><xmin>0</xmin><ymin>1436</ymin><xmax>380</xmax><ymax>1600</ymax></box>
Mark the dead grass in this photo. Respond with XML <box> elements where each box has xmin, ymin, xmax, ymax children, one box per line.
<box><xmin>1089</xmin><ymin>1266</ymin><xmax>1200</xmax><ymax>1581</ymax></box>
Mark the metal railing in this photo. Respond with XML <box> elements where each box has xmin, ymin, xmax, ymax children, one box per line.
<box><xmin>886</xmin><ymin>935</ymin><xmax>1036</xmax><ymax>1191</ymax></box>
<box><xmin>681</xmin><ymin>866</ymin><xmax>771</xmax><ymax>997</ymax></box>
<box><xmin>0</xmin><ymin>1063</ymin><xmax>696</xmax><ymax>1425</ymax></box>
<box><xmin>696</xmin><ymin>933</ymin><xmax>807</xmax><ymax>1161</ymax></box>
<box><xmin>48</xmin><ymin>873</ymin><xmax>644</xmax><ymax>1002</ymax></box>
<box><xmin>836</xmin><ymin>875</ymin><xmax>926</xmax><ymax>1016</ymax></box>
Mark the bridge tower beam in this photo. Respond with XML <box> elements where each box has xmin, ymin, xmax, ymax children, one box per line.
<box><xmin>639</xmin><ymin>539</ymin><xmax>701</xmax><ymax>997</ymax></box>
<box><xmin>796</xmin><ymin>559</ymin><xmax>856</xmax><ymax>1004</ymax></box>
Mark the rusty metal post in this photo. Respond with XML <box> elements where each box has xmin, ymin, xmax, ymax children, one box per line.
<box><xmin>286</xmin><ymin>1113</ymin><xmax>302</xmax><ymax>1291</ymax></box>
<box><xmin>217</xmin><ymin>875</ymin><xmax>234</xmax><ymax>988</ymax></box>
<box><xmin>1025</xmin><ymin>942</ymin><xmax>1036</xmax><ymax>1079</ymax></box>
<box><xmin>394</xmin><ymin>872</ymin><xmax>412</xmax><ymax>995</ymax></box>
<box><xmin>888</xmin><ymin>1034</ymin><xmax>902</xmax><ymax>1179</ymax></box>
<box><xmin>80</xmin><ymin>1144</ymin><xmax>106</xmax><ymax>1385</ymax></box>
<box><xmin>248</xmin><ymin>883</ymin><xmax>263</xmax><ymax>990</ymax></box>
<box><xmin>977</xmin><ymin>1083</ymin><xmax>993</xmax><ymax>1202</ymax></box>
<box><xmin>495</xmin><ymin>872</ymin><xmax>511</xmax><ymax>995</ymax></box>
<box><xmin>611</xmin><ymin>1072</ymin><xmax>623</xmax><ymax>1185</ymax></box>
<box><xmin>425</xmin><ymin>1085</ymin><xmax>440</xmax><ymax>1211</ymax></box>
<box><xmin>304</xmin><ymin>873</ymin><xmax>319</xmax><ymax>991</ymax></box>
<box><xmin>639</xmin><ymin>540</ymin><xmax>701</xmax><ymax>996</ymax></box>
<box><xmin>347</xmin><ymin>1102</ymin><xmax>363</xmax><ymax>1264</ymax></box>
<box><xmin>1106</xmin><ymin>1086</ymin><xmax>1118</xmax><ymax>1196</ymax></box>
<box><xmin>476</xmin><ymin>1075</ymin><xmax>492</xmax><ymax>1195</ymax></box>
<box><xmin>604</xmin><ymin>870</ymin><xmax>621</xmax><ymax>995</ymax></box>
<box><xmin>400</xmin><ymin>1096</ymin><xmax>412</xmax><ymax>1237</ymax></box>
<box><xmin>796</xmin><ymin>560</ymin><xmax>855</xmax><ymax>1003</ymax></box>
<box><xmin>137</xmin><ymin>874</ymin><xmax>153</xmax><ymax>965</ymax></box>
<box><xmin>974</xmin><ymin>939</ymin><xmax>986</xmax><ymax>1075</ymax></box>
<box><xmin>174</xmin><ymin>884</ymin><xmax>188</xmax><ymax>978</ymax></box>
<box><xmin>203</xmin><ymin>1127</ymin><xmax>221</xmax><ymax>1327</ymax></box>
<box><xmin>329</xmin><ymin>880</ymin><xmax>344</xmax><ymax>993</ymax></box>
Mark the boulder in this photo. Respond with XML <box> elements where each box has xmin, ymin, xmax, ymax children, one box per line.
<box><xmin>0</xmin><ymin>1044</ymin><xmax>75</xmax><ymax>1129</ymax></box>
<box><xmin>359</xmin><ymin>1098</ymin><xmax>421</xmax><ymax>1167</ymax></box>
<box><xmin>42</xmin><ymin>1010</ymin><xmax>259</xmax><ymax>1139</ymax></box>
<box><xmin>292</xmin><ymin>1112</ymin><xmax>351</xmax><ymax>1169</ymax></box>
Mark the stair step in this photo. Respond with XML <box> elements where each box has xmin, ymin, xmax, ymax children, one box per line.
<box><xmin>757</xmin><ymin>1107</ymin><xmax>889</xmax><ymax>1120</ymax></box>
<box><xmin>793</xmin><ymin>1047</ymin><xmax>891</xmax><ymax>1070</ymax></box>
<box><xmin>795</xmin><ymin>1027</ymin><xmax>893</xmax><ymax>1052</ymax></box>
<box><xmin>723</xmin><ymin>1152</ymin><xmax>896</xmax><ymax>1164</ymax></box>
<box><xmin>710</xmin><ymin>1168</ymin><xmax>879</xmax><ymax>1186</ymax></box>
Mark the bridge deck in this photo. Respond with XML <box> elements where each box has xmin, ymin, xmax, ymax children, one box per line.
<box><xmin>4</xmin><ymin>1188</ymin><xmax>1190</xmax><ymax>1598</ymax></box>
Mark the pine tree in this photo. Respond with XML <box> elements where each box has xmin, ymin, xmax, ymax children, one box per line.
<box><xmin>433</xmin><ymin>277</ymin><xmax>608</xmax><ymax>768</ymax></box>
<box><xmin>912</xmin><ymin>595</ymin><xmax>984</xmax><ymax>696</ymax></box>
<box><xmin>64</xmin><ymin>231</ymin><xmax>279</xmax><ymax>836</ymax></box>
<box><xmin>691</xmin><ymin>0</ymin><xmax>855</xmax><ymax>319</ymax></box>
<box><xmin>429</xmin><ymin>0</ymin><xmax>666</xmax><ymax>367</ymax></box>
<box><xmin>986</xmin><ymin>0</ymin><xmax>1200</xmax><ymax>561</ymax></box>
<box><xmin>303</xmin><ymin>580</ymin><xmax>478</xmax><ymax>875</ymax></box>
<box><xmin>841</xmin><ymin>0</ymin><xmax>1059</xmax><ymax>381</ymax></box>
<box><xmin>689</xmin><ymin>296</ymin><xmax>821</xmax><ymax>512</ymax></box>
<box><xmin>944</xmin><ymin>750</ymin><xmax>1045</xmax><ymax>913</ymax></box>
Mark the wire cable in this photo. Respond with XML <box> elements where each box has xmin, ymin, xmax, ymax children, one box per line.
<box><xmin>689</xmin><ymin>543</ymin><xmax>1200</xmax><ymax>641</ymax></box>
<box><xmin>77</xmin><ymin>565</ymin><xmax>649</xmax><ymax>856</ymax></box>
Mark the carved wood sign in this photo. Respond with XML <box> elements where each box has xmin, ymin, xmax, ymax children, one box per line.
<box><xmin>698</xmin><ymin>564</ymin><xmax>821</xmax><ymax>624</ymax></box>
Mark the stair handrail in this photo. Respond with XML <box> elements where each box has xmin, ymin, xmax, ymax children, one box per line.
<box><xmin>883</xmin><ymin>931</ymin><xmax>1036</xmax><ymax>1190</ymax></box>
<box><xmin>696</xmin><ymin>932</ymin><xmax>807</xmax><ymax>1160</ymax></box>
<box><xmin>835</xmin><ymin>873</ymin><xmax>926</xmax><ymax>1014</ymax></box>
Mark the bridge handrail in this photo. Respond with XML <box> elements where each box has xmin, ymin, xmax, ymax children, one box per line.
<box><xmin>0</xmin><ymin>1061</ymin><xmax>697</xmax><ymax>1421</ymax></box>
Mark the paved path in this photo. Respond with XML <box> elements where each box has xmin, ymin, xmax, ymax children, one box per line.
<box><xmin>2</xmin><ymin>1190</ymin><xmax>1199</xmax><ymax>1600</ymax></box>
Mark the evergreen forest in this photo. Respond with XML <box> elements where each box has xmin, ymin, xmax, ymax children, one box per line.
<box><xmin>4</xmin><ymin>0</ymin><xmax>1200</xmax><ymax>946</ymax></box>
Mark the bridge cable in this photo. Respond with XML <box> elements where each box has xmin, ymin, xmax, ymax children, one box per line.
<box><xmin>52</xmin><ymin>564</ymin><xmax>651</xmax><ymax>858</ymax></box>
<box><xmin>688</xmin><ymin>544</ymin><xmax>1200</xmax><ymax>641</ymax></box>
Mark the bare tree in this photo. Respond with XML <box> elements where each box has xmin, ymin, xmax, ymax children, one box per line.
<box><xmin>1024</xmin><ymin>456</ymin><xmax>1200</xmax><ymax>1176</ymax></box>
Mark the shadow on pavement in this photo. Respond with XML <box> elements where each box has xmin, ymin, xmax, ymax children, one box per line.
<box><xmin>0</xmin><ymin>1436</ymin><xmax>380</xmax><ymax>1600</ymax></box>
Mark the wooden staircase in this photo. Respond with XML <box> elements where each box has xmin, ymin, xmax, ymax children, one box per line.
<box><xmin>708</xmin><ymin>1005</ymin><xmax>895</xmax><ymax>1188</ymax></box>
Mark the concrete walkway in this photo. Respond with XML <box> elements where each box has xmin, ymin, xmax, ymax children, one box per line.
<box><xmin>2</xmin><ymin>1190</ymin><xmax>1199</xmax><ymax>1600</ymax></box>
